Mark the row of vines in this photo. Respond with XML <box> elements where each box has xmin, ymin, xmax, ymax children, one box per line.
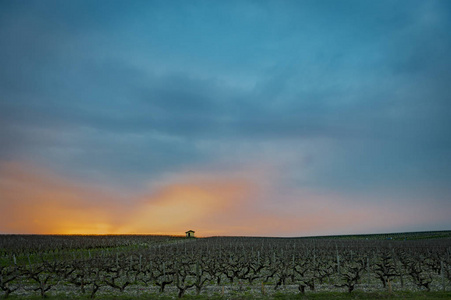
<box><xmin>1</xmin><ymin>235</ymin><xmax>451</xmax><ymax>298</ymax></box>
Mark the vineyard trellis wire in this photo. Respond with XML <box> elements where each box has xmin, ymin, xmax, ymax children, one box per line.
<box><xmin>1</xmin><ymin>234</ymin><xmax>451</xmax><ymax>298</ymax></box>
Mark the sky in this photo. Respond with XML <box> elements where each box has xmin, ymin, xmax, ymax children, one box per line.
<box><xmin>1</xmin><ymin>0</ymin><xmax>450</xmax><ymax>237</ymax></box>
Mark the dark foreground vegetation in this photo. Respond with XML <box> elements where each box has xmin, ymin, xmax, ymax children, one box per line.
<box><xmin>0</xmin><ymin>231</ymin><xmax>450</xmax><ymax>299</ymax></box>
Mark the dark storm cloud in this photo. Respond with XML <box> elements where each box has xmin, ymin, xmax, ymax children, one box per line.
<box><xmin>1</xmin><ymin>0</ymin><xmax>450</xmax><ymax>205</ymax></box>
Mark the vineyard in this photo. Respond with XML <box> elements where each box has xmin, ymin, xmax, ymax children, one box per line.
<box><xmin>1</xmin><ymin>232</ymin><xmax>451</xmax><ymax>299</ymax></box>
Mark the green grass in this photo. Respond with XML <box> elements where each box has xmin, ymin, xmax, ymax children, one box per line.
<box><xmin>0</xmin><ymin>237</ymin><xmax>188</xmax><ymax>267</ymax></box>
<box><xmin>274</xmin><ymin>291</ymin><xmax>451</xmax><ymax>299</ymax></box>
<box><xmin>3</xmin><ymin>291</ymin><xmax>451</xmax><ymax>300</ymax></box>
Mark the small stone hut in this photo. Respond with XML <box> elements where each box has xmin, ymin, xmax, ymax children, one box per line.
<box><xmin>185</xmin><ymin>230</ymin><xmax>195</xmax><ymax>238</ymax></box>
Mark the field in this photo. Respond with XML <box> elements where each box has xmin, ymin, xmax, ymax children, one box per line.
<box><xmin>1</xmin><ymin>231</ymin><xmax>451</xmax><ymax>299</ymax></box>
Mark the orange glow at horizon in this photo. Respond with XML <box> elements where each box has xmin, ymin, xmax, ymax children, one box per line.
<box><xmin>0</xmin><ymin>161</ymin><xmax>257</xmax><ymax>235</ymax></box>
<box><xmin>0</xmin><ymin>162</ymin><xmax>120</xmax><ymax>234</ymax></box>
<box><xmin>1</xmin><ymin>161</ymin><xmax>449</xmax><ymax>236</ymax></box>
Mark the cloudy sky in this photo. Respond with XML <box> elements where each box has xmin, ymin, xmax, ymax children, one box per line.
<box><xmin>1</xmin><ymin>0</ymin><xmax>450</xmax><ymax>236</ymax></box>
